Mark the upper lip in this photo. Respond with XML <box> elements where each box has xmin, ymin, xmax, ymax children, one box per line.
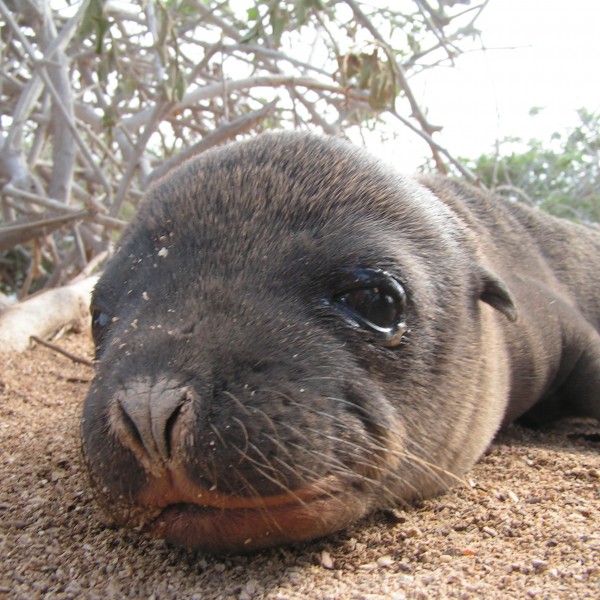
<box><xmin>136</xmin><ymin>464</ymin><xmax>339</xmax><ymax>512</ymax></box>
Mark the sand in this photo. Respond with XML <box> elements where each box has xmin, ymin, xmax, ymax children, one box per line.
<box><xmin>1</xmin><ymin>333</ymin><xmax>599</xmax><ymax>599</ymax></box>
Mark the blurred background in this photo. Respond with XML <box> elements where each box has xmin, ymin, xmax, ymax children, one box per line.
<box><xmin>1</xmin><ymin>0</ymin><xmax>598</xmax><ymax>299</ymax></box>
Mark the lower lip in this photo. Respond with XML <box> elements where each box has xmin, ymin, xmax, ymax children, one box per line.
<box><xmin>147</xmin><ymin>494</ymin><xmax>356</xmax><ymax>554</ymax></box>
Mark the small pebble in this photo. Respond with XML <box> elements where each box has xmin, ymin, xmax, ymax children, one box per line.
<box><xmin>376</xmin><ymin>555</ymin><xmax>394</xmax><ymax>568</ymax></box>
<box><xmin>320</xmin><ymin>550</ymin><xmax>334</xmax><ymax>570</ymax></box>
<box><xmin>531</xmin><ymin>559</ymin><xmax>548</xmax><ymax>571</ymax></box>
<box><xmin>404</xmin><ymin>526</ymin><xmax>422</xmax><ymax>538</ymax></box>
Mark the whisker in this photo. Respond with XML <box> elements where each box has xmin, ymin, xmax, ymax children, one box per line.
<box><xmin>278</xmin><ymin>406</ymin><xmax>466</xmax><ymax>493</ymax></box>
<box><xmin>210</xmin><ymin>423</ymin><xmax>228</xmax><ymax>447</ymax></box>
<box><xmin>222</xmin><ymin>390</ymin><xmax>251</xmax><ymax>415</ymax></box>
<box><xmin>225</xmin><ymin>465</ymin><xmax>292</xmax><ymax>534</ymax></box>
<box><xmin>231</xmin><ymin>416</ymin><xmax>250</xmax><ymax>454</ymax></box>
<box><xmin>221</xmin><ymin>386</ymin><xmax>467</xmax><ymax>510</ymax></box>
<box><xmin>272</xmin><ymin>390</ymin><xmax>467</xmax><ymax>489</ymax></box>
<box><xmin>231</xmin><ymin>444</ymin><xmax>309</xmax><ymax>508</ymax></box>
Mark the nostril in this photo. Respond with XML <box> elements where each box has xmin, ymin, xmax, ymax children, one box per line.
<box><xmin>117</xmin><ymin>379</ymin><xmax>191</xmax><ymax>465</ymax></box>
<box><xmin>117</xmin><ymin>402</ymin><xmax>146</xmax><ymax>454</ymax></box>
<box><xmin>162</xmin><ymin>403</ymin><xmax>184</xmax><ymax>460</ymax></box>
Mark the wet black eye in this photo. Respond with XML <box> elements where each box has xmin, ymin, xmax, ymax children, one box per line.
<box><xmin>332</xmin><ymin>268</ymin><xmax>407</xmax><ymax>347</ymax></box>
<box><xmin>91</xmin><ymin>306</ymin><xmax>112</xmax><ymax>349</ymax></box>
<box><xmin>336</xmin><ymin>287</ymin><xmax>399</xmax><ymax>329</ymax></box>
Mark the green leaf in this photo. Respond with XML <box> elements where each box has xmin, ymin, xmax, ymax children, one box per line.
<box><xmin>174</xmin><ymin>71</ymin><xmax>186</xmax><ymax>102</ymax></box>
<box><xmin>269</xmin><ymin>7</ymin><xmax>288</xmax><ymax>47</ymax></box>
<box><xmin>240</xmin><ymin>23</ymin><xmax>260</xmax><ymax>44</ymax></box>
<box><xmin>79</xmin><ymin>0</ymin><xmax>110</xmax><ymax>55</ymax></box>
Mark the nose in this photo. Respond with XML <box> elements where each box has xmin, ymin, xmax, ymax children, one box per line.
<box><xmin>118</xmin><ymin>378</ymin><xmax>190</xmax><ymax>464</ymax></box>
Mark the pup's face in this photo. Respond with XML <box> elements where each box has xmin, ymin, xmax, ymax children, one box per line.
<box><xmin>82</xmin><ymin>133</ymin><xmax>508</xmax><ymax>553</ymax></box>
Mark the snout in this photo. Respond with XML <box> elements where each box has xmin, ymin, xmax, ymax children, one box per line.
<box><xmin>81</xmin><ymin>374</ymin><xmax>383</xmax><ymax>553</ymax></box>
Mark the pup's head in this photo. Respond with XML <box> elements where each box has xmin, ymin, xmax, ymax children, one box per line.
<box><xmin>82</xmin><ymin>133</ymin><xmax>514</xmax><ymax>553</ymax></box>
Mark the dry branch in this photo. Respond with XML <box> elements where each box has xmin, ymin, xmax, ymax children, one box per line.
<box><xmin>0</xmin><ymin>275</ymin><xmax>98</xmax><ymax>353</ymax></box>
<box><xmin>0</xmin><ymin>0</ymin><xmax>487</xmax><ymax>312</ymax></box>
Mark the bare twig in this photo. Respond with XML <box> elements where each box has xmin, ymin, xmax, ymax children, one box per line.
<box><xmin>110</xmin><ymin>100</ymin><xmax>174</xmax><ymax>218</ymax></box>
<box><xmin>344</xmin><ymin>0</ymin><xmax>448</xmax><ymax>172</ymax></box>
<box><xmin>390</xmin><ymin>110</ymin><xmax>478</xmax><ymax>182</ymax></box>
<box><xmin>0</xmin><ymin>211</ymin><xmax>88</xmax><ymax>253</ymax></box>
<box><xmin>0</xmin><ymin>0</ymin><xmax>486</xmax><ymax>299</ymax></box>
<box><xmin>149</xmin><ymin>100</ymin><xmax>278</xmax><ymax>181</ymax></box>
<box><xmin>31</xmin><ymin>335</ymin><xmax>94</xmax><ymax>367</ymax></box>
<box><xmin>122</xmin><ymin>74</ymin><xmax>372</xmax><ymax>131</ymax></box>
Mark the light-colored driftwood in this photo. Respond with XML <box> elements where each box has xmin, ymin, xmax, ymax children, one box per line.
<box><xmin>0</xmin><ymin>275</ymin><xmax>98</xmax><ymax>353</ymax></box>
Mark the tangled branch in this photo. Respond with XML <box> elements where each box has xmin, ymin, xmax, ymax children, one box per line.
<box><xmin>0</xmin><ymin>0</ymin><xmax>488</xmax><ymax>297</ymax></box>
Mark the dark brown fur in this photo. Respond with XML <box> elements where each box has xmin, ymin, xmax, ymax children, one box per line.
<box><xmin>82</xmin><ymin>132</ymin><xmax>600</xmax><ymax>554</ymax></box>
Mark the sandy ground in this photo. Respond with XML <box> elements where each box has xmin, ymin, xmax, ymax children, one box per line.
<box><xmin>1</xmin><ymin>332</ymin><xmax>599</xmax><ymax>600</ymax></box>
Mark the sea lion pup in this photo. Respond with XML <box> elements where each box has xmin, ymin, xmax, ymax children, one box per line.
<box><xmin>82</xmin><ymin>132</ymin><xmax>600</xmax><ymax>554</ymax></box>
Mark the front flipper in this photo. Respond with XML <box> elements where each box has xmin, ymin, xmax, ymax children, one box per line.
<box><xmin>521</xmin><ymin>318</ymin><xmax>600</xmax><ymax>425</ymax></box>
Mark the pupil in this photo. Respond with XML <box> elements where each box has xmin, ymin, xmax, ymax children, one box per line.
<box><xmin>368</xmin><ymin>292</ymin><xmax>396</xmax><ymax>327</ymax></box>
<box><xmin>346</xmin><ymin>288</ymin><xmax>398</xmax><ymax>328</ymax></box>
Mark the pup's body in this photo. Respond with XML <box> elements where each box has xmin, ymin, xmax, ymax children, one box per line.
<box><xmin>82</xmin><ymin>133</ymin><xmax>600</xmax><ymax>553</ymax></box>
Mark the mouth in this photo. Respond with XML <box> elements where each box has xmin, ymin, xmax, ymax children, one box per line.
<box><xmin>128</xmin><ymin>469</ymin><xmax>370</xmax><ymax>553</ymax></box>
<box><xmin>147</xmin><ymin>492</ymin><xmax>358</xmax><ymax>553</ymax></box>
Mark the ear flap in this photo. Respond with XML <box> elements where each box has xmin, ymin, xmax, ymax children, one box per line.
<box><xmin>476</xmin><ymin>266</ymin><xmax>518</xmax><ymax>322</ymax></box>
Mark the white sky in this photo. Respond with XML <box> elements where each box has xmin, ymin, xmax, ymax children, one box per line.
<box><xmin>42</xmin><ymin>0</ymin><xmax>600</xmax><ymax>171</ymax></box>
<box><xmin>374</xmin><ymin>0</ymin><xmax>600</xmax><ymax>169</ymax></box>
